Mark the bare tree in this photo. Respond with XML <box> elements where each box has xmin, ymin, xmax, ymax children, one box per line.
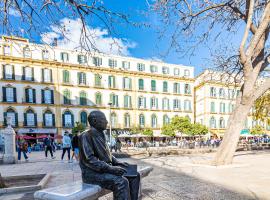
<box><xmin>154</xmin><ymin>0</ymin><xmax>270</xmax><ymax>165</ymax></box>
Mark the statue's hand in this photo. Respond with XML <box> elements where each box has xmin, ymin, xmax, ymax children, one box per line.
<box><xmin>117</xmin><ymin>162</ymin><xmax>129</xmax><ymax>167</ymax></box>
<box><xmin>108</xmin><ymin>166</ymin><xmax>127</xmax><ymax>176</ymax></box>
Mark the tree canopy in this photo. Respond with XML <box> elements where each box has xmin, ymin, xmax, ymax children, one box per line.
<box><xmin>250</xmin><ymin>125</ymin><xmax>265</xmax><ymax>135</ymax></box>
<box><xmin>72</xmin><ymin>122</ymin><xmax>86</xmax><ymax>134</ymax></box>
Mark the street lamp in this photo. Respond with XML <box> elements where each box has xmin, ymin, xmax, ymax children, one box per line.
<box><xmin>108</xmin><ymin>102</ymin><xmax>112</xmax><ymax>150</ymax></box>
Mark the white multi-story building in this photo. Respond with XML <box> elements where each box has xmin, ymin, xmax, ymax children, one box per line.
<box><xmin>0</xmin><ymin>36</ymin><xmax>194</xmax><ymax>137</ymax></box>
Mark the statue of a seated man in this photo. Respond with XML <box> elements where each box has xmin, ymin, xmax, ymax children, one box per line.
<box><xmin>78</xmin><ymin>110</ymin><xmax>140</xmax><ymax>200</ymax></box>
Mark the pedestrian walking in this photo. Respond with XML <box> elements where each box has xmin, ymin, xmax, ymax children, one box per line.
<box><xmin>17</xmin><ymin>137</ymin><xmax>29</xmax><ymax>161</ymax></box>
<box><xmin>44</xmin><ymin>135</ymin><xmax>55</xmax><ymax>159</ymax></box>
<box><xmin>71</xmin><ymin>133</ymin><xmax>79</xmax><ymax>161</ymax></box>
<box><xmin>61</xmin><ymin>131</ymin><xmax>72</xmax><ymax>162</ymax></box>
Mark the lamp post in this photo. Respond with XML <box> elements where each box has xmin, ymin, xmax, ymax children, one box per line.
<box><xmin>108</xmin><ymin>102</ymin><xmax>112</xmax><ymax>150</ymax></box>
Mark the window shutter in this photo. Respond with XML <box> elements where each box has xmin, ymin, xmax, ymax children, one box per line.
<box><xmin>168</xmin><ymin>99</ymin><xmax>170</xmax><ymax>110</ymax></box>
<box><xmin>138</xmin><ymin>97</ymin><xmax>140</xmax><ymax>108</ymax></box>
<box><xmin>3</xmin><ymin>112</ymin><xmax>7</xmax><ymax>126</ymax></box>
<box><xmin>24</xmin><ymin>113</ymin><xmax>27</xmax><ymax>126</ymax></box>
<box><xmin>156</xmin><ymin>98</ymin><xmax>158</xmax><ymax>109</ymax></box>
<box><xmin>31</xmin><ymin>68</ymin><xmax>34</xmax><ymax>81</ymax></box>
<box><xmin>129</xmin><ymin>96</ymin><xmax>132</xmax><ymax>108</ymax></box>
<box><xmin>2</xmin><ymin>87</ymin><xmax>6</xmax><ymax>102</ymax></box>
<box><xmin>33</xmin><ymin>89</ymin><xmax>36</xmax><ymax>103</ymax></box>
<box><xmin>25</xmin><ymin>88</ymin><xmax>29</xmax><ymax>103</ymax></box>
<box><xmin>51</xmin><ymin>90</ymin><xmax>54</xmax><ymax>104</ymax></box>
<box><xmin>108</xmin><ymin>76</ymin><xmax>111</xmax><ymax>87</ymax></box>
<box><xmin>43</xmin><ymin>113</ymin><xmax>46</xmax><ymax>126</ymax></box>
<box><xmin>77</xmin><ymin>72</ymin><xmax>80</xmax><ymax>84</ymax></box>
<box><xmin>13</xmin><ymin>88</ymin><xmax>17</xmax><ymax>102</ymax></box>
<box><xmin>61</xmin><ymin>53</ymin><xmax>64</xmax><ymax>61</ymax></box>
<box><xmin>34</xmin><ymin>113</ymin><xmax>37</xmax><ymax>126</ymax></box>
<box><xmin>144</xmin><ymin>97</ymin><xmax>146</xmax><ymax>109</ymax></box>
<box><xmin>62</xmin><ymin>114</ymin><xmax>65</xmax><ymax>127</ymax></box>
<box><xmin>123</xmin><ymin>78</ymin><xmax>125</xmax><ymax>89</ymax></box>
<box><xmin>113</xmin><ymin>77</ymin><xmax>116</xmax><ymax>88</ymax></box>
<box><xmin>3</xmin><ymin>65</ymin><xmax>6</xmax><ymax>79</ymax></box>
<box><xmin>67</xmin><ymin>53</ymin><xmax>69</xmax><ymax>61</ymax></box>
<box><xmin>41</xmin><ymin>69</ymin><xmax>44</xmax><ymax>82</ymax></box>
<box><xmin>41</xmin><ymin>89</ymin><xmax>45</xmax><ymax>103</ymax></box>
<box><xmin>22</xmin><ymin>67</ymin><xmax>25</xmax><ymax>80</ymax></box>
<box><xmin>116</xmin><ymin>95</ymin><xmax>119</xmax><ymax>107</ymax></box>
<box><xmin>71</xmin><ymin>114</ymin><xmax>74</xmax><ymax>127</ymax></box>
<box><xmin>52</xmin><ymin>114</ymin><xmax>55</xmax><ymax>127</ymax></box>
<box><xmin>50</xmin><ymin>69</ymin><xmax>53</xmax><ymax>82</ymax></box>
<box><xmin>12</xmin><ymin>65</ymin><xmax>15</xmax><ymax>80</ymax></box>
<box><xmin>15</xmin><ymin>113</ymin><xmax>18</xmax><ymax>127</ymax></box>
<box><xmin>162</xmin><ymin>99</ymin><xmax>164</xmax><ymax>109</ymax></box>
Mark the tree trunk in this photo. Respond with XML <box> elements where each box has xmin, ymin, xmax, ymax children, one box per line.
<box><xmin>0</xmin><ymin>173</ymin><xmax>6</xmax><ymax>188</ymax></box>
<box><xmin>212</xmin><ymin>100</ymin><xmax>253</xmax><ymax>165</ymax></box>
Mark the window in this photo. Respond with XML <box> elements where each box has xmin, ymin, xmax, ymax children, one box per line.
<box><xmin>124</xmin><ymin>95</ymin><xmax>132</xmax><ymax>108</ymax></box>
<box><xmin>138</xmin><ymin>79</ymin><xmax>144</xmax><ymax>90</ymax></box>
<box><xmin>150</xmin><ymin>97</ymin><xmax>158</xmax><ymax>109</ymax></box>
<box><xmin>236</xmin><ymin>90</ymin><xmax>240</xmax><ymax>97</ymax></box>
<box><xmin>163</xmin><ymin>81</ymin><xmax>168</xmax><ymax>92</ymax></box>
<box><xmin>151</xmin><ymin>114</ymin><xmax>157</xmax><ymax>128</ymax></box>
<box><xmin>42</xmin><ymin>50</ymin><xmax>49</xmax><ymax>60</ymax></box>
<box><xmin>42</xmin><ymin>69</ymin><xmax>52</xmax><ymax>83</ymax></box>
<box><xmin>151</xmin><ymin>80</ymin><xmax>156</xmax><ymax>91</ymax></box>
<box><xmin>123</xmin><ymin>77</ymin><xmax>132</xmax><ymax>90</ymax></box>
<box><xmin>122</xmin><ymin>61</ymin><xmax>130</xmax><ymax>69</ymax></box>
<box><xmin>162</xmin><ymin>66</ymin><xmax>169</xmax><ymax>74</ymax></box>
<box><xmin>22</xmin><ymin>67</ymin><xmax>34</xmax><ymax>81</ymax></box>
<box><xmin>110</xmin><ymin>93</ymin><xmax>119</xmax><ymax>107</ymax></box>
<box><xmin>4</xmin><ymin>108</ymin><xmax>18</xmax><ymax>127</ymax></box>
<box><xmin>210</xmin><ymin>87</ymin><xmax>216</xmax><ymax>97</ymax></box>
<box><xmin>94</xmin><ymin>74</ymin><xmax>102</xmax><ymax>87</ymax></box>
<box><xmin>228</xmin><ymin>89</ymin><xmax>236</xmax><ymax>99</ymax></box>
<box><xmin>111</xmin><ymin>113</ymin><xmax>117</xmax><ymax>128</ymax></box>
<box><xmin>79</xmin><ymin>91</ymin><xmax>87</xmax><ymax>105</ymax></box>
<box><xmin>137</xmin><ymin>63</ymin><xmax>145</xmax><ymax>71</ymax></box>
<box><xmin>210</xmin><ymin>117</ymin><xmax>216</xmax><ymax>128</ymax></box>
<box><xmin>24</xmin><ymin>109</ymin><xmax>37</xmax><ymax>127</ymax></box>
<box><xmin>219</xmin><ymin>117</ymin><xmax>225</xmax><ymax>128</ymax></box>
<box><xmin>173</xmin><ymin>83</ymin><xmax>180</xmax><ymax>94</ymax></box>
<box><xmin>220</xmin><ymin>102</ymin><xmax>226</xmax><ymax>113</ymax></box>
<box><xmin>60</xmin><ymin>52</ymin><xmax>69</xmax><ymax>62</ymax></box>
<box><xmin>23</xmin><ymin>46</ymin><xmax>31</xmax><ymax>58</ymax></box>
<box><xmin>78</xmin><ymin>72</ymin><xmax>87</xmax><ymax>85</ymax></box>
<box><xmin>184</xmin><ymin>69</ymin><xmax>190</xmax><ymax>77</ymax></box>
<box><xmin>2</xmin><ymin>86</ymin><xmax>16</xmax><ymax>102</ymax></box>
<box><xmin>25</xmin><ymin>88</ymin><xmax>36</xmax><ymax>103</ymax></box>
<box><xmin>62</xmin><ymin>110</ymin><xmax>74</xmax><ymax>128</ymax></box>
<box><xmin>63</xmin><ymin>70</ymin><xmax>70</xmax><ymax>83</ymax></box>
<box><xmin>184</xmin><ymin>100</ymin><xmax>191</xmax><ymax>111</ymax></box>
<box><xmin>139</xmin><ymin>114</ymin><xmax>145</xmax><ymax>128</ymax></box>
<box><xmin>210</xmin><ymin>102</ymin><xmax>215</xmax><ymax>113</ymax></box>
<box><xmin>108</xmin><ymin>59</ymin><xmax>117</xmax><ymax>68</ymax></box>
<box><xmin>43</xmin><ymin>110</ymin><xmax>54</xmax><ymax>127</ymax></box>
<box><xmin>42</xmin><ymin>89</ymin><xmax>54</xmax><ymax>104</ymax></box>
<box><xmin>78</xmin><ymin>55</ymin><xmax>87</xmax><ymax>64</ymax></box>
<box><xmin>173</xmin><ymin>99</ymin><xmax>181</xmax><ymax>110</ymax></box>
<box><xmin>93</xmin><ymin>57</ymin><xmax>102</xmax><ymax>66</ymax></box>
<box><xmin>63</xmin><ymin>89</ymin><xmax>71</xmax><ymax>105</ymax></box>
<box><xmin>174</xmin><ymin>68</ymin><xmax>180</xmax><ymax>75</ymax></box>
<box><xmin>219</xmin><ymin>88</ymin><xmax>225</xmax><ymax>98</ymax></box>
<box><xmin>3</xmin><ymin>65</ymin><xmax>14</xmax><ymax>80</ymax></box>
<box><xmin>108</xmin><ymin>75</ymin><xmax>116</xmax><ymax>88</ymax></box>
<box><xmin>162</xmin><ymin>98</ymin><xmax>170</xmax><ymax>110</ymax></box>
<box><xmin>184</xmin><ymin>84</ymin><xmax>191</xmax><ymax>94</ymax></box>
<box><xmin>80</xmin><ymin>111</ymin><xmax>88</xmax><ymax>127</ymax></box>
<box><xmin>3</xmin><ymin>45</ymin><xmax>11</xmax><ymax>55</ymax></box>
<box><xmin>124</xmin><ymin>113</ymin><xmax>131</xmax><ymax>128</ymax></box>
<box><xmin>163</xmin><ymin>115</ymin><xmax>170</xmax><ymax>125</ymax></box>
<box><xmin>150</xmin><ymin>65</ymin><xmax>157</xmax><ymax>73</ymax></box>
<box><xmin>95</xmin><ymin>92</ymin><xmax>102</xmax><ymax>106</ymax></box>
<box><xmin>228</xmin><ymin>103</ymin><xmax>235</xmax><ymax>113</ymax></box>
<box><xmin>138</xmin><ymin>96</ymin><xmax>146</xmax><ymax>109</ymax></box>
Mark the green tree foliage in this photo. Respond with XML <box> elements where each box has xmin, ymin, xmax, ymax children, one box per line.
<box><xmin>253</xmin><ymin>92</ymin><xmax>270</xmax><ymax>125</ymax></box>
<box><xmin>250</xmin><ymin>125</ymin><xmax>265</xmax><ymax>135</ymax></box>
<box><xmin>161</xmin><ymin>124</ymin><xmax>175</xmax><ymax>137</ymax></box>
<box><xmin>72</xmin><ymin>122</ymin><xmax>86</xmax><ymax>134</ymax></box>
<box><xmin>130</xmin><ymin>126</ymin><xmax>153</xmax><ymax>137</ymax></box>
<box><xmin>190</xmin><ymin>123</ymin><xmax>209</xmax><ymax>136</ymax></box>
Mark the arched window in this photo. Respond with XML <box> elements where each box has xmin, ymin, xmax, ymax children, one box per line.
<box><xmin>62</xmin><ymin>110</ymin><xmax>74</xmax><ymax>128</ymax></box>
<box><xmin>219</xmin><ymin>117</ymin><xmax>225</xmax><ymax>128</ymax></box>
<box><xmin>184</xmin><ymin>100</ymin><xmax>191</xmax><ymax>111</ymax></box>
<box><xmin>79</xmin><ymin>91</ymin><xmax>87</xmax><ymax>105</ymax></box>
<box><xmin>80</xmin><ymin>111</ymin><xmax>88</xmax><ymax>127</ymax></box>
<box><xmin>124</xmin><ymin>113</ymin><xmax>131</xmax><ymax>128</ymax></box>
<box><xmin>138</xmin><ymin>96</ymin><xmax>146</xmax><ymax>109</ymax></box>
<box><xmin>111</xmin><ymin>113</ymin><xmax>117</xmax><ymax>128</ymax></box>
<box><xmin>24</xmin><ymin>109</ymin><xmax>37</xmax><ymax>127</ymax></box>
<box><xmin>150</xmin><ymin>97</ymin><xmax>158</xmax><ymax>109</ymax></box>
<box><xmin>210</xmin><ymin>117</ymin><xmax>216</xmax><ymax>128</ymax></box>
<box><xmin>4</xmin><ymin>108</ymin><xmax>18</xmax><ymax>127</ymax></box>
<box><xmin>151</xmin><ymin>114</ymin><xmax>157</xmax><ymax>128</ymax></box>
<box><xmin>63</xmin><ymin>89</ymin><xmax>71</xmax><ymax>104</ymax></box>
<box><xmin>63</xmin><ymin>70</ymin><xmax>70</xmax><ymax>83</ymax></box>
<box><xmin>139</xmin><ymin>114</ymin><xmax>145</xmax><ymax>128</ymax></box>
<box><xmin>184</xmin><ymin>84</ymin><xmax>191</xmax><ymax>94</ymax></box>
<box><xmin>43</xmin><ymin>110</ymin><xmax>55</xmax><ymax>127</ymax></box>
<box><xmin>163</xmin><ymin>115</ymin><xmax>170</xmax><ymax>125</ymax></box>
<box><xmin>95</xmin><ymin>92</ymin><xmax>102</xmax><ymax>106</ymax></box>
<box><xmin>78</xmin><ymin>72</ymin><xmax>86</xmax><ymax>85</ymax></box>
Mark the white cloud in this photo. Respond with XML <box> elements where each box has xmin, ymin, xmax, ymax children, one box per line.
<box><xmin>9</xmin><ymin>8</ymin><xmax>20</xmax><ymax>17</ymax></box>
<box><xmin>41</xmin><ymin>18</ymin><xmax>137</xmax><ymax>56</ymax></box>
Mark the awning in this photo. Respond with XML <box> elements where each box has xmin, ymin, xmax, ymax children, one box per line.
<box><xmin>18</xmin><ymin>128</ymin><xmax>57</xmax><ymax>134</ymax></box>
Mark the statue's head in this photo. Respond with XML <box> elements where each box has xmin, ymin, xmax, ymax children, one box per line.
<box><xmin>88</xmin><ymin>110</ymin><xmax>108</xmax><ymax>131</ymax></box>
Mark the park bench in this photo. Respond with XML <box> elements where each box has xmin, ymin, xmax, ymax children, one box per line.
<box><xmin>34</xmin><ymin>166</ymin><xmax>153</xmax><ymax>200</ymax></box>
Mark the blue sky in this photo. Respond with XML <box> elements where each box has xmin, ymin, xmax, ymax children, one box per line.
<box><xmin>2</xmin><ymin>0</ymin><xmax>243</xmax><ymax>76</ymax></box>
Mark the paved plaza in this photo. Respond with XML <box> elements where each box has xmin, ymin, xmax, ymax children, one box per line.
<box><xmin>1</xmin><ymin>150</ymin><xmax>270</xmax><ymax>200</ymax></box>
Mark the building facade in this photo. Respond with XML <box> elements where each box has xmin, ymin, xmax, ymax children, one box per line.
<box><xmin>0</xmin><ymin>36</ymin><xmax>194</xmax><ymax>136</ymax></box>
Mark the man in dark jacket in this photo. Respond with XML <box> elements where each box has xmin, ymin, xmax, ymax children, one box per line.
<box><xmin>44</xmin><ymin>135</ymin><xmax>55</xmax><ymax>159</ymax></box>
<box><xmin>78</xmin><ymin>111</ymin><xmax>140</xmax><ymax>200</ymax></box>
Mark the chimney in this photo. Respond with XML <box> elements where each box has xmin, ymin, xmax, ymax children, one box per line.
<box><xmin>52</xmin><ymin>38</ymin><xmax>58</xmax><ymax>46</ymax></box>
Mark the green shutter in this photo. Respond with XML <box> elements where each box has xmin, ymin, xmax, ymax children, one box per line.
<box><xmin>41</xmin><ymin>90</ymin><xmax>45</xmax><ymax>103</ymax></box>
<box><xmin>12</xmin><ymin>65</ymin><xmax>15</xmax><ymax>80</ymax></box>
<box><xmin>25</xmin><ymin>88</ymin><xmax>29</xmax><ymax>103</ymax></box>
<box><xmin>71</xmin><ymin>114</ymin><xmax>74</xmax><ymax>127</ymax></box>
<box><xmin>24</xmin><ymin>113</ymin><xmax>27</xmax><ymax>126</ymax></box>
<box><xmin>144</xmin><ymin>97</ymin><xmax>146</xmax><ymax>109</ymax></box>
<box><xmin>31</xmin><ymin>67</ymin><xmax>34</xmax><ymax>81</ymax></box>
<box><xmin>2</xmin><ymin>87</ymin><xmax>6</xmax><ymax>102</ymax></box>
<box><xmin>51</xmin><ymin>90</ymin><xmax>54</xmax><ymax>104</ymax></box>
<box><xmin>50</xmin><ymin>69</ymin><xmax>53</xmax><ymax>82</ymax></box>
<box><xmin>13</xmin><ymin>88</ymin><xmax>17</xmax><ymax>102</ymax></box>
<box><xmin>3</xmin><ymin>112</ymin><xmax>7</xmax><ymax>126</ymax></box>
<box><xmin>77</xmin><ymin>72</ymin><xmax>80</xmax><ymax>84</ymax></box>
<box><xmin>34</xmin><ymin>113</ymin><xmax>37</xmax><ymax>126</ymax></box>
<box><xmin>41</xmin><ymin>69</ymin><xmax>44</xmax><ymax>82</ymax></box>
<box><xmin>15</xmin><ymin>113</ymin><xmax>18</xmax><ymax>127</ymax></box>
<box><xmin>62</xmin><ymin>114</ymin><xmax>65</xmax><ymax>127</ymax></box>
<box><xmin>52</xmin><ymin>114</ymin><xmax>55</xmax><ymax>127</ymax></box>
<box><xmin>3</xmin><ymin>65</ymin><xmax>6</xmax><ymax>79</ymax></box>
<box><xmin>22</xmin><ymin>67</ymin><xmax>25</xmax><ymax>80</ymax></box>
<box><xmin>156</xmin><ymin>98</ymin><xmax>158</xmax><ymax>109</ymax></box>
<box><xmin>43</xmin><ymin>113</ymin><xmax>46</xmax><ymax>126</ymax></box>
<box><xmin>33</xmin><ymin>89</ymin><xmax>36</xmax><ymax>103</ymax></box>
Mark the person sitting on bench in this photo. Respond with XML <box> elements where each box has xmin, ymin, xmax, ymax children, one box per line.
<box><xmin>78</xmin><ymin>110</ymin><xmax>140</xmax><ymax>200</ymax></box>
